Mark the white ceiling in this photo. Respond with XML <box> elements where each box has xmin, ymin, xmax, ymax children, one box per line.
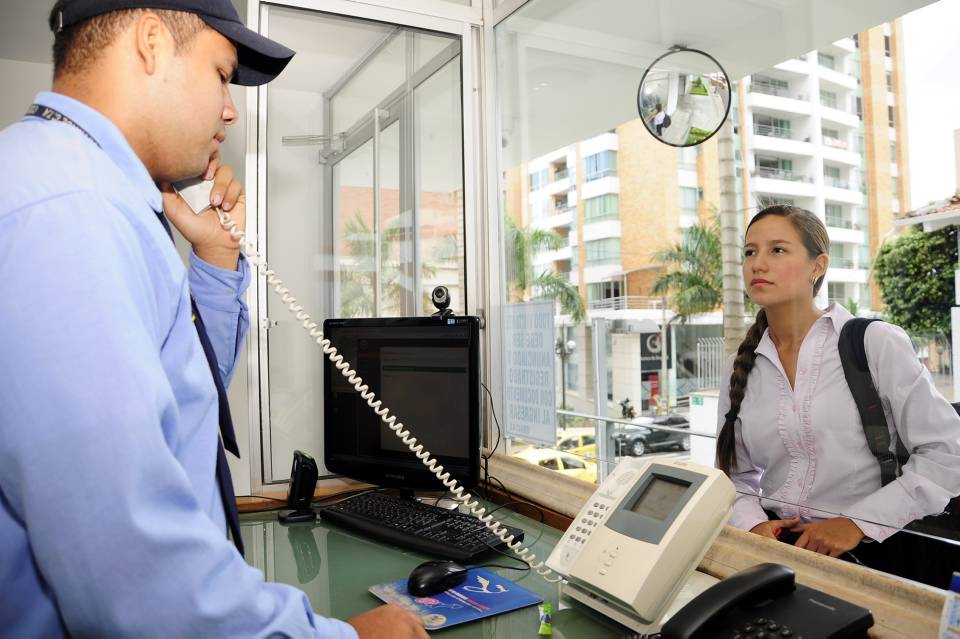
<box><xmin>496</xmin><ymin>0</ymin><xmax>939</xmax><ymax>166</ymax></box>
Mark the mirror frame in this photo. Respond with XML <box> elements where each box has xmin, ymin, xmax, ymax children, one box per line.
<box><xmin>636</xmin><ymin>47</ymin><xmax>733</xmax><ymax>148</ymax></box>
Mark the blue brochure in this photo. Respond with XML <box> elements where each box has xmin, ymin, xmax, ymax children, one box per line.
<box><xmin>369</xmin><ymin>567</ymin><xmax>543</xmax><ymax>630</ymax></box>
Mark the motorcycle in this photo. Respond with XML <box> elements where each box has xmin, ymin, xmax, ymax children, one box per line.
<box><xmin>619</xmin><ymin>397</ymin><xmax>636</xmax><ymax>420</ymax></box>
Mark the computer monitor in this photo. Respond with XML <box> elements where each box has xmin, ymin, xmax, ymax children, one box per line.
<box><xmin>322</xmin><ymin>316</ymin><xmax>481</xmax><ymax>491</ymax></box>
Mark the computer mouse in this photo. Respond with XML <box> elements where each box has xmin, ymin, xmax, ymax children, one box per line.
<box><xmin>406</xmin><ymin>560</ymin><xmax>469</xmax><ymax>597</ymax></box>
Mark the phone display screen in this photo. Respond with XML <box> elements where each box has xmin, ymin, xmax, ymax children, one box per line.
<box><xmin>628</xmin><ymin>476</ymin><xmax>690</xmax><ymax>521</ymax></box>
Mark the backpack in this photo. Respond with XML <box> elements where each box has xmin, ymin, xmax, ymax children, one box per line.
<box><xmin>662</xmin><ymin>113</ymin><xmax>671</xmax><ymax>129</ymax></box>
<box><xmin>838</xmin><ymin>317</ymin><xmax>960</xmax><ymax>530</ymax></box>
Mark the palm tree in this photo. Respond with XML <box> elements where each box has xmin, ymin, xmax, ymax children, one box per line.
<box><xmin>339</xmin><ymin>212</ymin><xmax>436</xmax><ymax>317</ymax></box>
<box><xmin>651</xmin><ymin>218</ymin><xmax>722</xmax><ymax>320</ymax></box>
<box><xmin>504</xmin><ymin>216</ymin><xmax>586</xmax><ymax>322</ymax></box>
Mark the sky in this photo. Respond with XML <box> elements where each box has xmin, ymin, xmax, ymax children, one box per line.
<box><xmin>902</xmin><ymin>0</ymin><xmax>960</xmax><ymax>209</ymax></box>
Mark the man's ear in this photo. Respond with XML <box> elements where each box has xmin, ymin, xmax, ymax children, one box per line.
<box><xmin>133</xmin><ymin>11</ymin><xmax>172</xmax><ymax>76</ymax></box>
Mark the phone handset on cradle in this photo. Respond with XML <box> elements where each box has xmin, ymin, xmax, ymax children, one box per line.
<box><xmin>173</xmin><ymin>179</ymin><xmax>561</xmax><ymax>582</ymax></box>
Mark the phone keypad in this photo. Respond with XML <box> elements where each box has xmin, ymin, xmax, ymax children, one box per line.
<box><xmin>732</xmin><ymin>618</ymin><xmax>796</xmax><ymax>638</ymax></box>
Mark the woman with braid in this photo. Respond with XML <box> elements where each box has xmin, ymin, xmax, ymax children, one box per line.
<box><xmin>716</xmin><ymin>205</ymin><xmax>960</xmax><ymax>587</ymax></box>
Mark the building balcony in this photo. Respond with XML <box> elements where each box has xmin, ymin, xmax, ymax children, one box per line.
<box><xmin>833</xmin><ymin>37</ymin><xmax>857</xmax><ymax>53</ymax></box>
<box><xmin>581</xmin><ymin>175</ymin><xmax>620</xmax><ymax>198</ymax></box>
<box><xmin>824</xmin><ymin>214</ymin><xmax>864</xmax><ymax>231</ymax></box>
<box><xmin>772</xmin><ymin>58</ymin><xmax>811</xmax><ymax>75</ymax></box>
<box><xmin>530</xmin><ymin>208</ymin><xmax>573</xmax><ymax>230</ymax></box>
<box><xmin>581</xmin><ymin>131</ymin><xmax>618</xmax><ymax>157</ymax></box>
<box><xmin>826</xmin><ymin>225</ymin><xmax>866</xmax><ymax>245</ymax></box>
<box><xmin>536</xmin><ymin>245</ymin><xmax>572</xmax><ymax>264</ymax></box>
<box><xmin>583</xmin><ymin>263</ymin><xmax>623</xmax><ymax>284</ymax></box>
<box><xmin>829</xmin><ymin>267</ymin><xmax>869</xmax><ymax>283</ymax></box>
<box><xmin>583</xmin><ymin>220</ymin><xmax>621</xmax><ymax>242</ymax></box>
<box><xmin>748</xmin><ymin>90</ymin><xmax>813</xmax><ymax>116</ymax></box>
<box><xmin>823</xmin><ymin>184</ymin><xmax>864</xmax><ymax>205</ymax></box>
<box><xmin>819</xmin><ymin>105</ymin><xmax>860</xmax><ymax>128</ymax></box>
<box><xmin>818</xmin><ymin>66</ymin><xmax>857</xmax><ymax>90</ymax></box>
<box><xmin>752</xmin><ymin>168</ymin><xmax>817</xmax><ymax>198</ymax></box>
<box><xmin>751</xmin><ymin>127</ymin><xmax>814</xmax><ymax>157</ymax></box>
<box><xmin>588</xmin><ymin>296</ymin><xmax>665</xmax><ymax>311</ymax></box>
<box><xmin>542</xmin><ymin>175</ymin><xmax>573</xmax><ymax>196</ymax></box>
<box><xmin>821</xmin><ymin>143</ymin><xmax>861</xmax><ymax>167</ymax></box>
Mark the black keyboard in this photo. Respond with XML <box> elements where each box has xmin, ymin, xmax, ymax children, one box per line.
<box><xmin>318</xmin><ymin>492</ymin><xmax>525</xmax><ymax>562</ymax></box>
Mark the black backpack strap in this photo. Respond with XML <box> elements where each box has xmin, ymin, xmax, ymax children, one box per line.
<box><xmin>838</xmin><ymin>318</ymin><xmax>905</xmax><ymax>487</ymax></box>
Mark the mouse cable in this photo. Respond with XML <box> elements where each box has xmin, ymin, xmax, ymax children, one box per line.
<box><xmin>211</xmin><ymin>205</ymin><xmax>563</xmax><ymax>583</ymax></box>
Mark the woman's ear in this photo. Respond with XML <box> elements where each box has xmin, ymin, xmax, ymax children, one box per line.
<box><xmin>813</xmin><ymin>253</ymin><xmax>829</xmax><ymax>282</ymax></box>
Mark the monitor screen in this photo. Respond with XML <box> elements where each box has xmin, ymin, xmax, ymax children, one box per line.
<box><xmin>323</xmin><ymin>316</ymin><xmax>480</xmax><ymax>490</ymax></box>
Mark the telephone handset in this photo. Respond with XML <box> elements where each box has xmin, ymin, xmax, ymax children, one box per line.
<box><xmin>661</xmin><ymin>562</ymin><xmax>874</xmax><ymax>638</ymax></box>
<box><xmin>173</xmin><ymin>177</ymin><xmax>215</xmax><ymax>215</ymax></box>
<box><xmin>177</xmin><ymin>180</ymin><xmax>560</xmax><ymax>581</ymax></box>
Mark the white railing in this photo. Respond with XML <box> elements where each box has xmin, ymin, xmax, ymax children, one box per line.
<box><xmin>697</xmin><ymin>337</ymin><xmax>725</xmax><ymax>390</ymax></box>
<box><xmin>752</xmin><ymin>167</ymin><xmax>814</xmax><ymax>183</ymax></box>
<box><xmin>588</xmin><ymin>296</ymin><xmax>665</xmax><ymax>311</ymax></box>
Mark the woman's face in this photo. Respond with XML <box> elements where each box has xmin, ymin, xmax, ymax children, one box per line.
<box><xmin>743</xmin><ymin>215</ymin><xmax>826</xmax><ymax>307</ymax></box>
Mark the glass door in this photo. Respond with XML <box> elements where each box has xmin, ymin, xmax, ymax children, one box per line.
<box><xmin>257</xmin><ymin>5</ymin><xmax>466</xmax><ymax>482</ymax></box>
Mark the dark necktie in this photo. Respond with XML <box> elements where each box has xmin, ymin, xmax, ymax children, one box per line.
<box><xmin>154</xmin><ymin>210</ymin><xmax>244</xmax><ymax>556</ymax></box>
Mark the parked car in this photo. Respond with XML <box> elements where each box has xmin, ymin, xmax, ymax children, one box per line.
<box><xmin>613</xmin><ymin>415</ymin><xmax>690</xmax><ymax>457</ymax></box>
<box><xmin>555</xmin><ymin>426</ymin><xmax>597</xmax><ymax>458</ymax></box>
<box><xmin>511</xmin><ymin>447</ymin><xmax>598</xmax><ymax>483</ymax></box>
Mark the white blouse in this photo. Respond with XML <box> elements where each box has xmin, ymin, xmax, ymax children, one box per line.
<box><xmin>717</xmin><ymin>304</ymin><xmax>960</xmax><ymax>541</ymax></box>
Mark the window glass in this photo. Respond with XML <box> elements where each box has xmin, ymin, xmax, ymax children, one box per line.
<box><xmin>494</xmin><ymin>1</ymin><xmax>960</xmax><ymax>587</ymax></box>
<box><xmin>262</xmin><ymin>7</ymin><xmax>464</xmax><ymax>479</ymax></box>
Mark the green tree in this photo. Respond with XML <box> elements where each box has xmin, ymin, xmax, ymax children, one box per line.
<box><xmin>874</xmin><ymin>225</ymin><xmax>957</xmax><ymax>336</ymax></box>
<box><xmin>504</xmin><ymin>216</ymin><xmax>586</xmax><ymax>322</ymax></box>
<box><xmin>651</xmin><ymin>218</ymin><xmax>723</xmax><ymax>319</ymax></box>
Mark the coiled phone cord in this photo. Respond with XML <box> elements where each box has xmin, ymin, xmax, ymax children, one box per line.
<box><xmin>213</xmin><ymin>205</ymin><xmax>563</xmax><ymax>583</ymax></box>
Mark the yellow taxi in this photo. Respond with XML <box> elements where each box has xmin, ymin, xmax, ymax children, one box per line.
<box><xmin>511</xmin><ymin>447</ymin><xmax>598</xmax><ymax>483</ymax></box>
<box><xmin>555</xmin><ymin>426</ymin><xmax>597</xmax><ymax>459</ymax></box>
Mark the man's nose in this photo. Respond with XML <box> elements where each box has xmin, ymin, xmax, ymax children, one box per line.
<box><xmin>223</xmin><ymin>86</ymin><xmax>237</xmax><ymax>125</ymax></box>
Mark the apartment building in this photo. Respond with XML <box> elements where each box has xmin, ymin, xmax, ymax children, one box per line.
<box><xmin>737</xmin><ymin>22</ymin><xmax>911</xmax><ymax>309</ymax></box>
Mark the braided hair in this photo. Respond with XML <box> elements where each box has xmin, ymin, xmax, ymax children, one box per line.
<box><xmin>716</xmin><ymin>205</ymin><xmax>829</xmax><ymax>475</ymax></box>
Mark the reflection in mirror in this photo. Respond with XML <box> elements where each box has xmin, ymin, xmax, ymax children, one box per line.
<box><xmin>637</xmin><ymin>48</ymin><xmax>731</xmax><ymax>147</ymax></box>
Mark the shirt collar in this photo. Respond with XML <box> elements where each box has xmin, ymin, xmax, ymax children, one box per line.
<box><xmin>30</xmin><ymin>91</ymin><xmax>163</xmax><ymax>213</ymax></box>
<box><xmin>753</xmin><ymin>302</ymin><xmax>852</xmax><ymax>362</ymax></box>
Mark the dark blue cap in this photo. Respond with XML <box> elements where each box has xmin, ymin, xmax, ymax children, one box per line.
<box><xmin>52</xmin><ymin>0</ymin><xmax>294</xmax><ymax>86</ymax></box>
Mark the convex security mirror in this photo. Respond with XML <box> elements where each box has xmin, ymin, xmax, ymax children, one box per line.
<box><xmin>637</xmin><ymin>47</ymin><xmax>731</xmax><ymax>147</ymax></box>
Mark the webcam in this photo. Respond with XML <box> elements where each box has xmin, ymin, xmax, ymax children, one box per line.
<box><xmin>431</xmin><ymin>286</ymin><xmax>454</xmax><ymax>320</ymax></box>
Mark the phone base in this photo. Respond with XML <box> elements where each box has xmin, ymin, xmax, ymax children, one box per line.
<box><xmin>561</xmin><ymin>570</ymin><xmax>718</xmax><ymax>635</ymax></box>
<box><xmin>279</xmin><ymin>509</ymin><xmax>317</xmax><ymax>524</ymax></box>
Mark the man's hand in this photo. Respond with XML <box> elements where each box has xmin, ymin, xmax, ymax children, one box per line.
<box><xmin>750</xmin><ymin>516</ymin><xmax>800</xmax><ymax>540</ymax></box>
<box><xmin>159</xmin><ymin>163</ymin><xmax>245</xmax><ymax>271</ymax></box>
<box><xmin>790</xmin><ymin>517</ymin><xmax>864</xmax><ymax>557</ymax></box>
<box><xmin>347</xmin><ymin>604</ymin><xmax>428</xmax><ymax>639</ymax></box>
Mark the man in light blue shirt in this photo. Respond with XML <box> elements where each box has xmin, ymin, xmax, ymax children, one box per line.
<box><xmin>0</xmin><ymin>1</ymin><xmax>425</xmax><ymax>637</ymax></box>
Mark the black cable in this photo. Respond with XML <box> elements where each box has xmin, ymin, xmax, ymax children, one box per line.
<box><xmin>474</xmin><ymin>500</ymin><xmax>549</xmax><ymax>574</ymax></box>
<box><xmin>480</xmin><ymin>382</ymin><xmax>502</xmax><ymax>459</ymax></box>
<box><xmin>235</xmin><ymin>495</ymin><xmax>287</xmax><ymax>503</ymax></box>
<box><xmin>484</xmin><ymin>474</ymin><xmax>513</xmax><ymax>502</ymax></box>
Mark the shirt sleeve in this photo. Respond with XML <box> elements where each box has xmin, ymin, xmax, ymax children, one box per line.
<box><xmin>844</xmin><ymin>322</ymin><xmax>960</xmax><ymax>541</ymax></box>
<box><xmin>188</xmin><ymin>250</ymin><xmax>250</xmax><ymax>388</ymax></box>
<box><xmin>0</xmin><ymin>193</ymin><xmax>357</xmax><ymax>639</ymax></box>
<box><xmin>717</xmin><ymin>357</ymin><xmax>769</xmax><ymax>532</ymax></box>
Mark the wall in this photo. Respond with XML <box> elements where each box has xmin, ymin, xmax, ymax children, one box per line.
<box><xmin>0</xmin><ymin>58</ymin><xmax>52</xmax><ymax>127</ymax></box>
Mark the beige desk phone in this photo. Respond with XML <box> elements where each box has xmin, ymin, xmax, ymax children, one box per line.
<box><xmin>547</xmin><ymin>458</ymin><xmax>735</xmax><ymax>633</ymax></box>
